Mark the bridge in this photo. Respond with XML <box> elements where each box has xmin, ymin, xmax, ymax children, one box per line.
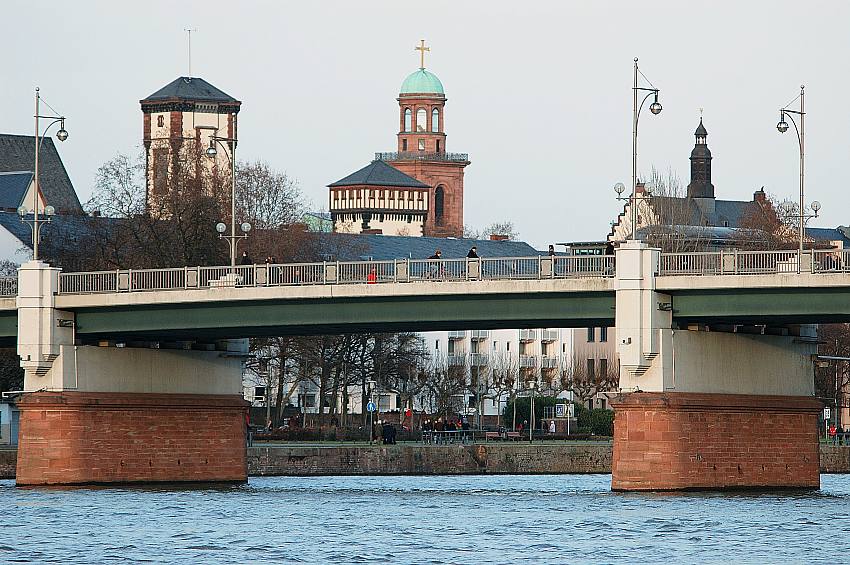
<box><xmin>8</xmin><ymin>244</ymin><xmax>850</xmax><ymax>490</ymax></box>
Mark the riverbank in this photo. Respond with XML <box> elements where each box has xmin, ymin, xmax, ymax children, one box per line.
<box><xmin>2</xmin><ymin>444</ymin><xmax>848</xmax><ymax>479</ymax></box>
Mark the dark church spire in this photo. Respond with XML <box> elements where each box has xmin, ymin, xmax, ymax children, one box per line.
<box><xmin>687</xmin><ymin>118</ymin><xmax>714</xmax><ymax>199</ymax></box>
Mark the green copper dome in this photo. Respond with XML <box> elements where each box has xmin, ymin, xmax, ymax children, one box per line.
<box><xmin>400</xmin><ymin>69</ymin><xmax>444</xmax><ymax>94</ymax></box>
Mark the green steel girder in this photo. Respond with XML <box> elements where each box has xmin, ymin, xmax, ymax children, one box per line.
<box><xmin>72</xmin><ymin>291</ymin><xmax>616</xmax><ymax>342</ymax></box>
<box><xmin>670</xmin><ymin>287</ymin><xmax>850</xmax><ymax>325</ymax></box>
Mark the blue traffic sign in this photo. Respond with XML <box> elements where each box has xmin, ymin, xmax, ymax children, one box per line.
<box><xmin>366</xmin><ymin>401</ymin><xmax>377</xmax><ymax>412</ymax></box>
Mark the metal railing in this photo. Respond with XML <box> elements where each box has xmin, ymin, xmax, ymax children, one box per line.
<box><xmin>375</xmin><ymin>151</ymin><xmax>469</xmax><ymax>162</ymax></box>
<box><xmin>56</xmin><ymin>255</ymin><xmax>617</xmax><ymax>295</ymax></box>
<box><xmin>447</xmin><ymin>354</ymin><xmax>467</xmax><ymax>366</ymax></box>
<box><xmin>470</xmin><ymin>330</ymin><xmax>489</xmax><ymax>340</ymax></box>
<box><xmin>541</xmin><ymin>356</ymin><xmax>559</xmax><ymax>369</ymax></box>
<box><xmin>448</xmin><ymin>330</ymin><xmax>466</xmax><ymax>339</ymax></box>
<box><xmin>519</xmin><ymin>329</ymin><xmax>537</xmax><ymax>342</ymax></box>
<box><xmin>469</xmin><ymin>353</ymin><xmax>489</xmax><ymax>366</ymax></box>
<box><xmin>541</xmin><ymin>329</ymin><xmax>559</xmax><ymax>342</ymax></box>
<box><xmin>519</xmin><ymin>355</ymin><xmax>537</xmax><ymax>368</ymax></box>
<box><xmin>659</xmin><ymin>250</ymin><xmax>850</xmax><ymax>276</ymax></box>
<box><xmin>0</xmin><ymin>278</ymin><xmax>17</xmax><ymax>297</ymax></box>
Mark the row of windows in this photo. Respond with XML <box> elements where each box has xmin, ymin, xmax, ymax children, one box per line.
<box><xmin>403</xmin><ymin>107</ymin><xmax>440</xmax><ymax>133</ymax></box>
<box><xmin>401</xmin><ymin>139</ymin><xmax>440</xmax><ymax>152</ymax></box>
<box><xmin>333</xmin><ymin>189</ymin><xmax>425</xmax><ymax>201</ymax></box>
<box><xmin>586</xmin><ymin>327</ymin><xmax>608</xmax><ymax>343</ymax></box>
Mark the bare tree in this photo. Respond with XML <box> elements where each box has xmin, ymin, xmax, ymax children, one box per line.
<box><xmin>816</xmin><ymin>324</ymin><xmax>850</xmax><ymax>428</ymax></box>
<box><xmin>236</xmin><ymin>160</ymin><xmax>304</xmax><ymax>230</ymax></box>
<box><xmin>464</xmin><ymin>221</ymin><xmax>519</xmax><ymax>240</ymax></box>
<box><xmin>417</xmin><ymin>351</ymin><xmax>466</xmax><ymax>417</ymax></box>
<box><xmin>489</xmin><ymin>352</ymin><xmax>519</xmax><ymax>429</ymax></box>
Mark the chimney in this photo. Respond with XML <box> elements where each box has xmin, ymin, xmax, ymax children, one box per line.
<box><xmin>753</xmin><ymin>189</ymin><xmax>766</xmax><ymax>203</ymax></box>
<box><xmin>490</xmin><ymin>234</ymin><xmax>509</xmax><ymax>241</ymax></box>
<box><xmin>635</xmin><ymin>182</ymin><xmax>646</xmax><ymax>195</ymax></box>
<box><xmin>362</xmin><ymin>228</ymin><xmax>383</xmax><ymax>235</ymax></box>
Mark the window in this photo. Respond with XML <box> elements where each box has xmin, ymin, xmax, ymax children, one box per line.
<box><xmin>562</xmin><ymin>343</ymin><xmax>567</xmax><ymax>353</ymax></box>
<box><xmin>254</xmin><ymin>386</ymin><xmax>266</xmax><ymax>401</ymax></box>
<box><xmin>586</xmin><ymin>358</ymin><xmax>595</xmax><ymax>379</ymax></box>
<box><xmin>431</xmin><ymin>108</ymin><xmax>439</xmax><ymax>132</ymax></box>
<box><xmin>157</xmin><ymin>115</ymin><xmax>165</xmax><ymax>128</ymax></box>
<box><xmin>417</xmin><ymin>108</ymin><xmax>427</xmax><ymax>132</ymax></box>
<box><xmin>506</xmin><ymin>342</ymin><xmax>511</xmax><ymax>352</ymax></box>
<box><xmin>587</xmin><ymin>328</ymin><xmax>595</xmax><ymax>342</ymax></box>
<box><xmin>404</xmin><ymin>108</ymin><xmax>412</xmax><ymax>132</ymax></box>
<box><xmin>471</xmin><ymin>340</ymin><xmax>480</xmax><ymax>354</ymax></box>
<box><xmin>599</xmin><ymin>327</ymin><xmax>608</xmax><ymax>342</ymax></box>
<box><xmin>436</xmin><ymin>140</ymin><xmax>441</xmax><ymax>153</ymax></box>
<box><xmin>418</xmin><ymin>139</ymin><xmax>426</xmax><ymax>151</ymax></box>
<box><xmin>435</xmin><ymin>340</ymin><xmax>440</xmax><ymax>350</ymax></box>
<box><xmin>434</xmin><ymin>186</ymin><xmax>445</xmax><ymax>226</ymax></box>
<box><xmin>493</xmin><ymin>341</ymin><xmax>498</xmax><ymax>350</ymax></box>
<box><xmin>599</xmin><ymin>358</ymin><xmax>608</xmax><ymax>378</ymax></box>
<box><xmin>402</xmin><ymin>139</ymin><xmax>407</xmax><ymax>151</ymax></box>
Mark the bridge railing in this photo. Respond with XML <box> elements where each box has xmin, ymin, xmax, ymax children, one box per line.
<box><xmin>659</xmin><ymin>249</ymin><xmax>850</xmax><ymax>276</ymax></box>
<box><xmin>55</xmin><ymin>255</ymin><xmax>617</xmax><ymax>295</ymax></box>
<box><xmin>0</xmin><ymin>277</ymin><xmax>17</xmax><ymax>297</ymax></box>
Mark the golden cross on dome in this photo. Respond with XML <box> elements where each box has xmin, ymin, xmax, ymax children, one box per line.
<box><xmin>415</xmin><ymin>39</ymin><xmax>430</xmax><ymax>69</ymax></box>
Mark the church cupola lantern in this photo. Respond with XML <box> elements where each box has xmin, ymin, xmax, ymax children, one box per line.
<box><xmin>687</xmin><ymin>117</ymin><xmax>714</xmax><ymax>199</ymax></box>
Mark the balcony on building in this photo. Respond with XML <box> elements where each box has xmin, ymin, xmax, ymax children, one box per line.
<box><xmin>448</xmin><ymin>354</ymin><xmax>466</xmax><ymax>366</ymax></box>
<box><xmin>519</xmin><ymin>329</ymin><xmax>537</xmax><ymax>342</ymax></box>
<box><xmin>470</xmin><ymin>330</ymin><xmax>489</xmax><ymax>341</ymax></box>
<box><xmin>469</xmin><ymin>353</ymin><xmax>489</xmax><ymax>366</ymax></box>
<box><xmin>448</xmin><ymin>330</ymin><xmax>466</xmax><ymax>340</ymax></box>
<box><xmin>541</xmin><ymin>330</ymin><xmax>558</xmax><ymax>342</ymax></box>
<box><xmin>519</xmin><ymin>355</ymin><xmax>537</xmax><ymax>368</ymax></box>
<box><xmin>541</xmin><ymin>356</ymin><xmax>559</xmax><ymax>369</ymax></box>
<box><xmin>375</xmin><ymin>151</ymin><xmax>470</xmax><ymax>163</ymax></box>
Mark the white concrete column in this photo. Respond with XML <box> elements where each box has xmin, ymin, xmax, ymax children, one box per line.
<box><xmin>16</xmin><ymin>260</ymin><xmax>73</xmax><ymax>386</ymax></box>
<box><xmin>614</xmin><ymin>241</ymin><xmax>671</xmax><ymax>391</ymax></box>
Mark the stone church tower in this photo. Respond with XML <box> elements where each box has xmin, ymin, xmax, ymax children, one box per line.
<box><xmin>140</xmin><ymin>77</ymin><xmax>241</xmax><ymax>208</ymax></box>
<box><xmin>379</xmin><ymin>42</ymin><xmax>470</xmax><ymax>238</ymax></box>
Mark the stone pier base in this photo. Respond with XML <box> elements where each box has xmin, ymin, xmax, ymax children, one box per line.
<box><xmin>611</xmin><ymin>392</ymin><xmax>821</xmax><ymax>491</ymax></box>
<box><xmin>16</xmin><ymin>392</ymin><xmax>248</xmax><ymax>486</ymax></box>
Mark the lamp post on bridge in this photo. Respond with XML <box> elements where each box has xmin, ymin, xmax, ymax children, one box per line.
<box><xmin>23</xmin><ymin>87</ymin><xmax>69</xmax><ymax>261</ymax></box>
<box><xmin>206</xmin><ymin>132</ymin><xmax>250</xmax><ymax>267</ymax></box>
<box><xmin>625</xmin><ymin>58</ymin><xmax>663</xmax><ymax>241</ymax></box>
<box><xmin>776</xmin><ymin>85</ymin><xmax>820</xmax><ymax>273</ymax></box>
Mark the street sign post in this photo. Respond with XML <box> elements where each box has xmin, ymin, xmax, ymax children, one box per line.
<box><xmin>367</xmin><ymin>402</ymin><xmax>377</xmax><ymax>413</ymax></box>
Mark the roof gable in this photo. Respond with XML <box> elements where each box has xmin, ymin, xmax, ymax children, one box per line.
<box><xmin>142</xmin><ymin>77</ymin><xmax>239</xmax><ymax>104</ymax></box>
<box><xmin>0</xmin><ymin>172</ymin><xmax>32</xmax><ymax>210</ymax></box>
<box><xmin>329</xmin><ymin>160</ymin><xmax>430</xmax><ymax>188</ymax></box>
<box><xmin>0</xmin><ymin>135</ymin><xmax>82</xmax><ymax>214</ymax></box>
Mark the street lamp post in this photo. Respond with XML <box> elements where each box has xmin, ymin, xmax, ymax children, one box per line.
<box><xmin>629</xmin><ymin>58</ymin><xmax>663</xmax><ymax>241</ymax></box>
<box><xmin>206</xmin><ymin>131</ymin><xmax>249</xmax><ymax>267</ymax></box>
<box><xmin>26</xmin><ymin>88</ymin><xmax>68</xmax><ymax>261</ymax></box>
<box><xmin>776</xmin><ymin>85</ymin><xmax>817</xmax><ymax>273</ymax></box>
<box><xmin>528</xmin><ymin>379</ymin><xmax>537</xmax><ymax>443</ymax></box>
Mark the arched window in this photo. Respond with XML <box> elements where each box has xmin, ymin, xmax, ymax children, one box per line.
<box><xmin>431</xmin><ymin>108</ymin><xmax>439</xmax><ymax>132</ymax></box>
<box><xmin>434</xmin><ymin>186</ymin><xmax>445</xmax><ymax>226</ymax></box>
<box><xmin>404</xmin><ymin>108</ymin><xmax>412</xmax><ymax>132</ymax></box>
<box><xmin>416</xmin><ymin>108</ymin><xmax>427</xmax><ymax>132</ymax></box>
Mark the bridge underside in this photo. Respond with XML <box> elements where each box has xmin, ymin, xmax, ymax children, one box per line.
<box><xmin>70</xmin><ymin>292</ymin><xmax>616</xmax><ymax>342</ymax></box>
<box><xmin>669</xmin><ymin>287</ymin><xmax>850</xmax><ymax>326</ymax></box>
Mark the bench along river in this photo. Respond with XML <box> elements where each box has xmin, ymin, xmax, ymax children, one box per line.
<box><xmin>4</xmin><ymin>474</ymin><xmax>850</xmax><ymax>563</ymax></box>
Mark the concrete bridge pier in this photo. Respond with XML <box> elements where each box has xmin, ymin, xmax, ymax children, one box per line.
<box><xmin>612</xmin><ymin>243</ymin><xmax>822</xmax><ymax>491</ymax></box>
<box><xmin>15</xmin><ymin>261</ymin><xmax>249</xmax><ymax>486</ymax></box>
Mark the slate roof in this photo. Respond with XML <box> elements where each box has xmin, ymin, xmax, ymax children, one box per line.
<box><xmin>0</xmin><ymin>210</ymin><xmax>105</xmax><ymax>255</ymax></box>
<box><xmin>0</xmin><ymin>135</ymin><xmax>82</xmax><ymax>214</ymax></box>
<box><xmin>807</xmin><ymin>227</ymin><xmax>850</xmax><ymax>246</ymax></box>
<box><xmin>0</xmin><ymin>172</ymin><xmax>32</xmax><ymax>210</ymax></box>
<box><xmin>313</xmin><ymin>232</ymin><xmax>539</xmax><ymax>261</ymax></box>
<box><xmin>649</xmin><ymin>196</ymin><xmax>761</xmax><ymax>229</ymax></box>
<box><xmin>141</xmin><ymin>77</ymin><xmax>239</xmax><ymax>104</ymax></box>
<box><xmin>328</xmin><ymin>160</ymin><xmax>430</xmax><ymax>188</ymax></box>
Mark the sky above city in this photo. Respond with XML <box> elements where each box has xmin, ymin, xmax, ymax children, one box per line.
<box><xmin>2</xmin><ymin>0</ymin><xmax>848</xmax><ymax>248</ymax></box>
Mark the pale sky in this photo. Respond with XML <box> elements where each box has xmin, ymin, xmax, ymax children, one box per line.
<box><xmin>3</xmin><ymin>0</ymin><xmax>848</xmax><ymax>248</ymax></box>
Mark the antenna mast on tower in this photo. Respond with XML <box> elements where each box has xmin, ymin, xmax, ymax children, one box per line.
<box><xmin>185</xmin><ymin>27</ymin><xmax>198</xmax><ymax>77</ymax></box>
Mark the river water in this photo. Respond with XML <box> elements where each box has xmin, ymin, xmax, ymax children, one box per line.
<box><xmin>3</xmin><ymin>474</ymin><xmax>850</xmax><ymax>564</ymax></box>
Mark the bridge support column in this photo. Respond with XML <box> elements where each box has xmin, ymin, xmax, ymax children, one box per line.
<box><xmin>613</xmin><ymin>243</ymin><xmax>821</xmax><ymax>491</ymax></box>
<box><xmin>15</xmin><ymin>261</ymin><xmax>248</xmax><ymax>486</ymax></box>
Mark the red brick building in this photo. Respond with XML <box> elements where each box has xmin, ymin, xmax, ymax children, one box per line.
<box><xmin>331</xmin><ymin>45</ymin><xmax>469</xmax><ymax>238</ymax></box>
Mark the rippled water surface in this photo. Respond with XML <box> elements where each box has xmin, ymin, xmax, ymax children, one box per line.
<box><xmin>3</xmin><ymin>474</ymin><xmax>850</xmax><ymax>564</ymax></box>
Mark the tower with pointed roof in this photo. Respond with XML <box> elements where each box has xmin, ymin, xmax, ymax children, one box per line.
<box><xmin>140</xmin><ymin>76</ymin><xmax>241</xmax><ymax>208</ymax></box>
<box><xmin>687</xmin><ymin>118</ymin><xmax>714</xmax><ymax>199</ymax></box>
<box><xmin>377</xmin><ymin>41</ymin><xmax>470</xmax><ymax>238</ymax></box>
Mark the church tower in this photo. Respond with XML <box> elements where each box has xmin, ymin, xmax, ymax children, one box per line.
<box><xmin>379</xmin><ymin>41</ymin><xmax>470</xmax><ymax>238</ymax></box>
<box><xmin>686</xmin><ymin>118</ymin><xmax>714</xmax><ymax>199</ymax></box>
<box><xmin>140</xmin><ymin>76</ymin><xmax>241</xmax><ymax>209</ymax></box>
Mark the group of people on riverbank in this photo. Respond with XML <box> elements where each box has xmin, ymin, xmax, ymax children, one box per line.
<box><xmin>421</xmin><ymin>416</ymin><xmax>472</xmax><ymax>444</ymax></box>
<box><xmin>373</xmin><ymin>420</ymin><xmax>398</xmax><ymax>444</ymax></box>
<box><xmin>829</xmin><ymin>424</ymin><xmax>850</xmax><ymax>445</ymax></box>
